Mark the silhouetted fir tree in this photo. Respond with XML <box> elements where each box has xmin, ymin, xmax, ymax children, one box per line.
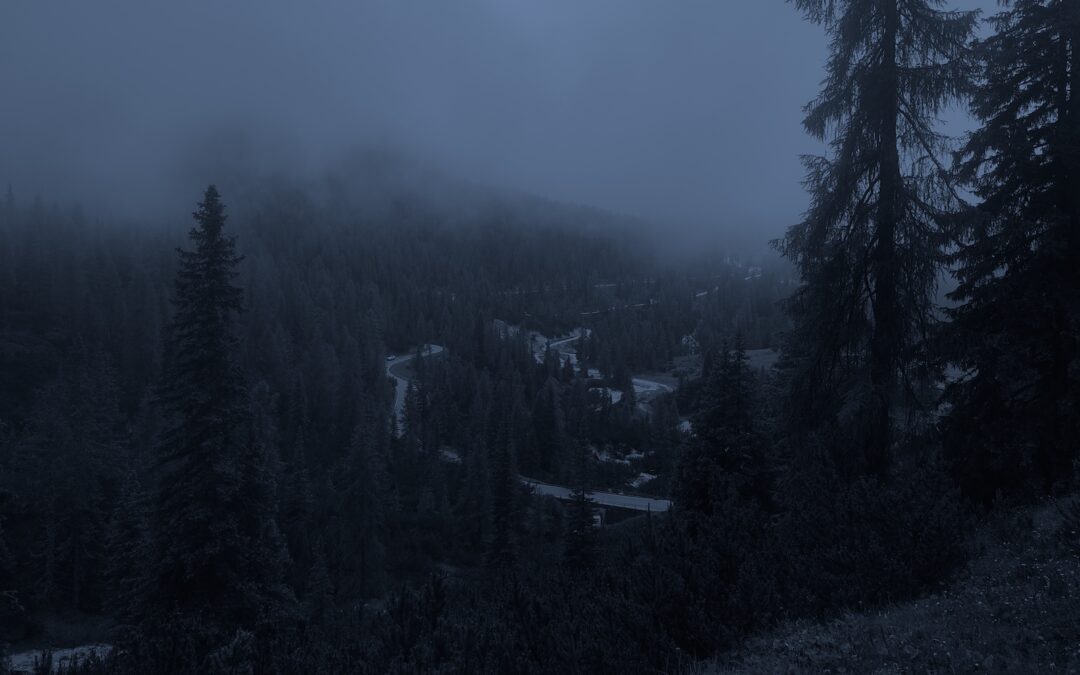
<box><xmin>646</xmin><ymin>394</ymin><xmax>681</xmax><ymax>488</ymax></box>
<box><xmin>402</xmin><ymin>380</ymin><xmax>423</xmax><ymax>452</ymax></box>
<box><xmin>529</xmin><ymin>378</ymin><xmax>563</xmax><ymax>477</ymax></box>
<box><xmin>677</xmin><ymin>334</ymin><xmax>769</xmax><ymax>513</ymax></box>
<box><xmin>622</xmin><ymin>376</ymin><xmax>637</xmax><ymax>411</ymax></box>
<box><xmin>131</xmin><ymin>386</ymin><xmax>164</xmax><ymax>461</ymax></box>
<box><xmin>675</xmin><ymin>428</ymin><xmax>721</xmax><ymax>514</ymax></box>
<box><xmin>304</xmin><ymin>541</ymin><xmax>333</xmax><ymax>626</ymax></box>
<box><xmin>30</xmin><ymin>495</ymin><xmax>58</xmax><ymax>608</ymax></box>
<box><xmin>699</xmin><ymin>340</ymin><xmax>743</xmax><ymax>418</ymax></box>
<box><xmin>700</xmin><ymin>345</ymin><xmax>718</xmax><ymax>383</ymax></box>
<box><xmin>540</xmin><ymin>345</ymin><xmax>557</xmax><ymax>380</ymax></box>
<box><xmin>455</xmin><ymin>436</ymin><xmax>490</xmax><ymax>556</ymax></box>
<box><xmin>151</xmin><ymin>186</ymin><xmax>287</xmax><ymax>628</ymax></box>
<box><xmin>565</xmin><ymin>377</ymin><xmax>589</xmax><ymax>440</ymax></box>
<box><xmin>561</xmin><ymin>355</ymin><xmax>576</xmax><ymax>383</ymax></box>
<box><xmin>779</xmin><ymin>0</ymin><xmax>977</xmax><ymax>476</ymax></box>
<box><xmin>104</xmin><ymin>469</ymin><xmax>149</xmax><ymax>623</ymax></box>
<box><xmin>17</xmin><ymin>341</ymin><xmax>122</xmax><ymax>612</ymax></box>
<box><xmin>944</xmin><ymin>0</ymin><xmax>1080</xmax><ymax>499</ymax></box>
<box><xmin>485</xmin><ymin>423</ymin><xmax>517</xmax><ymax>571</ymax></box>
<box><xmin>77</xmin><ymin>349</ymin><xmax>125</xmax><ymax>607</ymax></box>
<box><xmin>612</xmin><ymin>358</ymin><xmax>632</xmax><ymax>395</ymax></box>
<box><xmin>473</xmin><ymin>312</ymin><xmax>489</xmax><ymax>365</ymax></box>
<box><xmin>577</xmin><ymin>346</ymin><xmax>592</xmax><ymax>379</ymax></box>
<box><xmin>692</xmin><ymin>340</ymin><xmax>733</xmax><ymax>447</ymax></box>
<box><xmin>562</xmin><ymin>440</ymin><xmax>596</xmax><ymax>572</ymax></box>
<box><xmin>718</xmin><ymin>335</ymin><xmax>772</xmax><ymax>505</ymax></box>
<box><xmin>280</xmin><ymin>428</ymin><xmax>314</xmax><ymax>591</ymax></box>
<box><xmin>0</xmin><ymin>518</ymin><xmax>13</xmax><ymax>594</ymax></box>
<box><xmin>334</xmin><ymin>420</ymin><xmax>386</xmax><ymax>598</ymax></box>
<box><xmin>718</xmin><ymin>333</ymin><xmax>754</xmax><ymax>435</ymax></box>
<box><xmin>237</xmin><ymin>381</ymin><xmax>292</xmax><ymax>616</ymax></box>
<box><xmin>61</xmin><ymin>475</ymin><xmax>108</xmax><ymax>613</ymax></box>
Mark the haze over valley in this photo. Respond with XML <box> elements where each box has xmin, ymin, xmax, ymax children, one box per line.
<box><xmin>2</xmin><ymin>1</ymin><xmax>1078</xmax><ymax>673</ymax></box>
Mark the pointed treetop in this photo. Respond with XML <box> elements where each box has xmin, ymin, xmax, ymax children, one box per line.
<box><xmin>193</xmin><ymin>184</ymin><xmax>226</xmax><ymax>231</ymax></box>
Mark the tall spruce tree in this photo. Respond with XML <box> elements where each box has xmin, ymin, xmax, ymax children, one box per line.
<box><xmin>280</xmin><ymin>428</ymin><xmax>314</xmax><ymax>591</ymax></box>
<box><xmin>485</xmin><ymin>415</ymin><xmax>518</xmax><ymax>571</ymax></box>
<box><xmin>693</xmin><ymin>335</ymin><xmax>756</xmax><ymax>447</ymax></box>
<box><xmin>334</xmin><ymin>415</ymin><xmax>387</xmax><ymax>599</ymax></box>
<box><xmin>529</xmin><ymin>378</ymin><xmax>563</xmax><ymax>478</ymax></box>
<box><xmin>945</xmin><ymin>0</ymin><xmax>1080</xmax><ymax>499</ymax></box>
<box><xmin>677</xmin><ymin>334</ymin><xmax>768</xmax><ymax>513</ymax></box>
<box><xmin>562</xmin><ymin>440</ymin><xmax>596</xmax><ymax>571</ymax></box>
<box><xmin>151</xmin><ymin>186</ymin><xmax>287</xmax><ymax>627</ymax></box>
<box><xmin>104</xmin><ymin>469</ymin><xmax>149</xmax><ymax>624</ymax></box>
<box><xmin>455</xmin><ymin>435</ymin><xmax>490</xmax><ymax>556</ymax></box>
<box><xmin>779</xmin><ymin>0</ymin><xmax>977</xmax><ymax>475</ymax></box>
<box><xmin>0</xmin><ymin>517</ymin><xmax>13</xmax><ymax>600</ymax></box>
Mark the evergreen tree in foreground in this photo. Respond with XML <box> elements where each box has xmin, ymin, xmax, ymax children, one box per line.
<box><xmin>693</xmin><ymin>335</ymin><xmax>755</xmax><ymax>447</ymax></box>
<box><xmin>944</xmin><ymin>0</ymin><xmax>1080</xmax><ymax>500</ymax></box>
<box><xmin>104</xmin><ymin>469</ymin><xmax>149</xmax><ymax>624</ymax></box>
<box><xmin>151</xmin><ymin>186</ymin><xmax>289</xmax><ymax>627</ymax></box>
<box><xmin>677</xmin><ymin>334</ymin><xmax>768</xmax><ymax>514</ymax></box>
<box><xmin>563</xmin><ymin>440</ymin><xmax>596</xmax><ymax>571</ymax></box>
<box><xmin>333</xmin><ymin>416</ymin><xmax>387</xmax><ymax>599</ymax></box>
<box><xmin>486</xmin><ymin>418</ymin><xmax>518</xmax><ymax>571</ymax></box>
<box><xmin>779</xmin><ymin>0</ymin><xmax>977</xmax><ymax>476</ymax></box>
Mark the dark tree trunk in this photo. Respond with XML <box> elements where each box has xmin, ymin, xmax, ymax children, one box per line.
<box><xmin>1048</xmin><ymin>11</ymin><xmax>1080</xmax><ymax>488</ymax></box>
<box><xmin>868</xmin><ymin>0</ymin><xmax>901</xmax><ymax>478</ymax></box>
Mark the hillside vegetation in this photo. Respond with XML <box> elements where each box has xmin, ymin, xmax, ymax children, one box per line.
<box><xmin>714</xmin><ymin>498</ymin><xmax>1080</xmax><ymax>673</ymax></box>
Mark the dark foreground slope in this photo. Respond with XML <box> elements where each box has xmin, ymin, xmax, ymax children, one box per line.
<box><xmin>712</xmin><ymin>499</ymin><xmax>1080</xmax><ymax>673</ymax></box>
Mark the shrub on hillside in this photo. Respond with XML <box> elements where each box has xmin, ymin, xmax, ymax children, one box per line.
<box><xmin>775</xmin><ymin>442</ymin><xmax>967</xmax><ymax>616</ymax></box>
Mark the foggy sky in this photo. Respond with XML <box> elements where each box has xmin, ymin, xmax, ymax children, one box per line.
<box><xmin>2</xmin><ymin>0</ymin><xmax>998</xmax><ymax>244</ymax></box>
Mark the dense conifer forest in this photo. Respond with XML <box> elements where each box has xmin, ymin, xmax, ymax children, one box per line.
<box><xmin>1</xmin><ymin>0</ymin><xmax>1079</xmax><ymax>672</ymax></box>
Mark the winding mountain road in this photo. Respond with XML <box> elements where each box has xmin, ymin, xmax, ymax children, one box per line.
<box><xmin>387</xmin><ymin>344</ymin><xmax>445</xmax><ymax>432</ymax></box>
<box><xmin>388</xmin><ymin>342</ymin><xmax>671</xmax><ymax>513</ymax></box>
<box><xmin>522</xmin><ymin>477</ymin><xmax>671</xmax><ymax>513</ymax></box>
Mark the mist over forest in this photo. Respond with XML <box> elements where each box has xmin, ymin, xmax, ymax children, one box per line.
<box><xmin>2</xmin><ymin>0</ymin><xmax>1079</xmax><ymax>673</ymax></box>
